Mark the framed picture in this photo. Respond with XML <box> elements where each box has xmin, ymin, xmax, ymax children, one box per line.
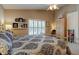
<box><xmin>21</xmin><ymin>24</ymin><xmax>28</xmax><ymax>28</ymax></box>
<box><xmin>13</xmin><ymin>23</ymin><xmax>18</xmax><ymax>28</ymax></box>
<box><xmin>24</xmin><ymin>24</ymin><xmax>28</xmax><ymax>28</ymax></box>
<box><xmin>19</xmin><ymin>18</ymin><xmax>23</xmax><ymax>22</ymax></box>
<box><xmin>18</xmin><ymin>18</ymin><xmax>25</xmax><ymax>22</ymax></box>
<box><xmin>15</xmin><ymin>18</ymin><xmax>25</xmax><ymax>22</ymax></box>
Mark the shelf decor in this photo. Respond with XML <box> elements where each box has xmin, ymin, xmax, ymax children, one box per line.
<box><xmin>12</xmin><ymin>18</ymin><xmax>28</xmax><ymax>29</ymax></box>
<box><xmin>15</xmin><ymin>18</ymin><xmax>25</xmax><ymax>22</ymax></box>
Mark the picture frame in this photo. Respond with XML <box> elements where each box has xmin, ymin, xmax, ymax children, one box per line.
<box><xmin>19</xmin><ymin>18</ymin><xmax>23</xmax><ymax>22</ymax></box>
<box><xmin>13</xmin><ymin>23</ymin><xmax>18</xmax><ymax>28</ymax></box>
<box><xmin>15</xmin><ymin>18</ymin><xmax>25</xmax><ymax>22</ymax></box>
<box><xmin>21</xmin><ymin>24</ymin><xmax>28</xmax><ymax>28</ymax></box>
<box><xmin>24</xmin><ymin>24</ymin><xmax>28</xmax><ymax>28</ymax></box>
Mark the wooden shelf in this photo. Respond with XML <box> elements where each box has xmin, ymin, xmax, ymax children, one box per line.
<box><xmin>12</xmin><ymin>28</ymin><xmax>27</xmax><ymax>30</ymax></box>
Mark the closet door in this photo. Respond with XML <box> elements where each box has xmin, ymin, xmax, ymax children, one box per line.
<box><xmin>67</xmin><ymin>11</ymin><xmax>78</xmax><ymax>43</ymax></box>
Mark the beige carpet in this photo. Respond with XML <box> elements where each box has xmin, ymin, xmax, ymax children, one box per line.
<box><xmin>68</xmin><ymin>43</ymin><xmax>79</xmax><ymax>55</ymax></box>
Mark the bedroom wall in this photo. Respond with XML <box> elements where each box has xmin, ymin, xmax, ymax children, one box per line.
<box><xmin>4</xmin><ymin>9</ymin><xmax>54</xmax><ymax>36</ymax></box>
<box><xmin>55</xmin><ymin>4</ymin><xmax>79</xmax><ymax>43</ymax></box>
<box><xmin>0</xmin><ymin>5</ymin><xmax>4</xmax><ymax>31</ymax></box>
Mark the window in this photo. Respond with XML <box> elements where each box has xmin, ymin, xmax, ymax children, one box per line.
<box><xmin>28</xmin><ymin>20</ymin><xmax>45</xmax><ymax>35</ymax></box>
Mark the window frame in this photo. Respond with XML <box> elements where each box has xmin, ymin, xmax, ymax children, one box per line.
<box><xmin>28</xmin><ymin>19</ymin><xmax>45</xmax><ymax>35</ymax></box>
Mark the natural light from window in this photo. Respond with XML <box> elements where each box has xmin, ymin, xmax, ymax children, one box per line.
<box><xmin>28</xmin><ymin>20</ymin><xmax>45</xmax><ymax>35</ymax></box>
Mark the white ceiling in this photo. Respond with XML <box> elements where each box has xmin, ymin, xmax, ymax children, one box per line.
<box><xmin>2</xmin><ymin>4</ymin><xmax>65</xmax><ymax>10</ymax></box>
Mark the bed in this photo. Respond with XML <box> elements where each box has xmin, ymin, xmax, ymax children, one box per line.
<box><xmin>0</xmin><ymin>31</ymin><xmax>13</xmax><ymax>54</ymax></box>
<box><xmin>0</xmin><ymin>32</ymin><xmax>71</xmax><ymax>55</ymax></box>
<box><xmin>12</xmin><ymin>35</ymin><xmax>71</xmax><ymax>55</ymax></box>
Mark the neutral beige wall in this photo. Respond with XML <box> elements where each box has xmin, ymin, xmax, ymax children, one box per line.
<box><xmin>0</xmin><ymin>5</ymin><xmax>4</xmax><ymax>31</ymax></box>
<box><xmin>4</xmin><ymin>9</ymin><xmax>54</xmax><ymax>35</ymax></box>
<box><xmin>0</xmin><ymin>5</ymin><xmax>4</xmax><ymax>24</ymax></box>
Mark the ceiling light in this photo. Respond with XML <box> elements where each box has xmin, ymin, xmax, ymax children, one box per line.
<box><xmin>47</xmin><ymin>4</ymin><xmax>59</xmax><ymax>11</ymax></box>
<box><xmin>53</xmin><ymin>5</ymin><xmax>59</xmax><ymax>9</ymax></box>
